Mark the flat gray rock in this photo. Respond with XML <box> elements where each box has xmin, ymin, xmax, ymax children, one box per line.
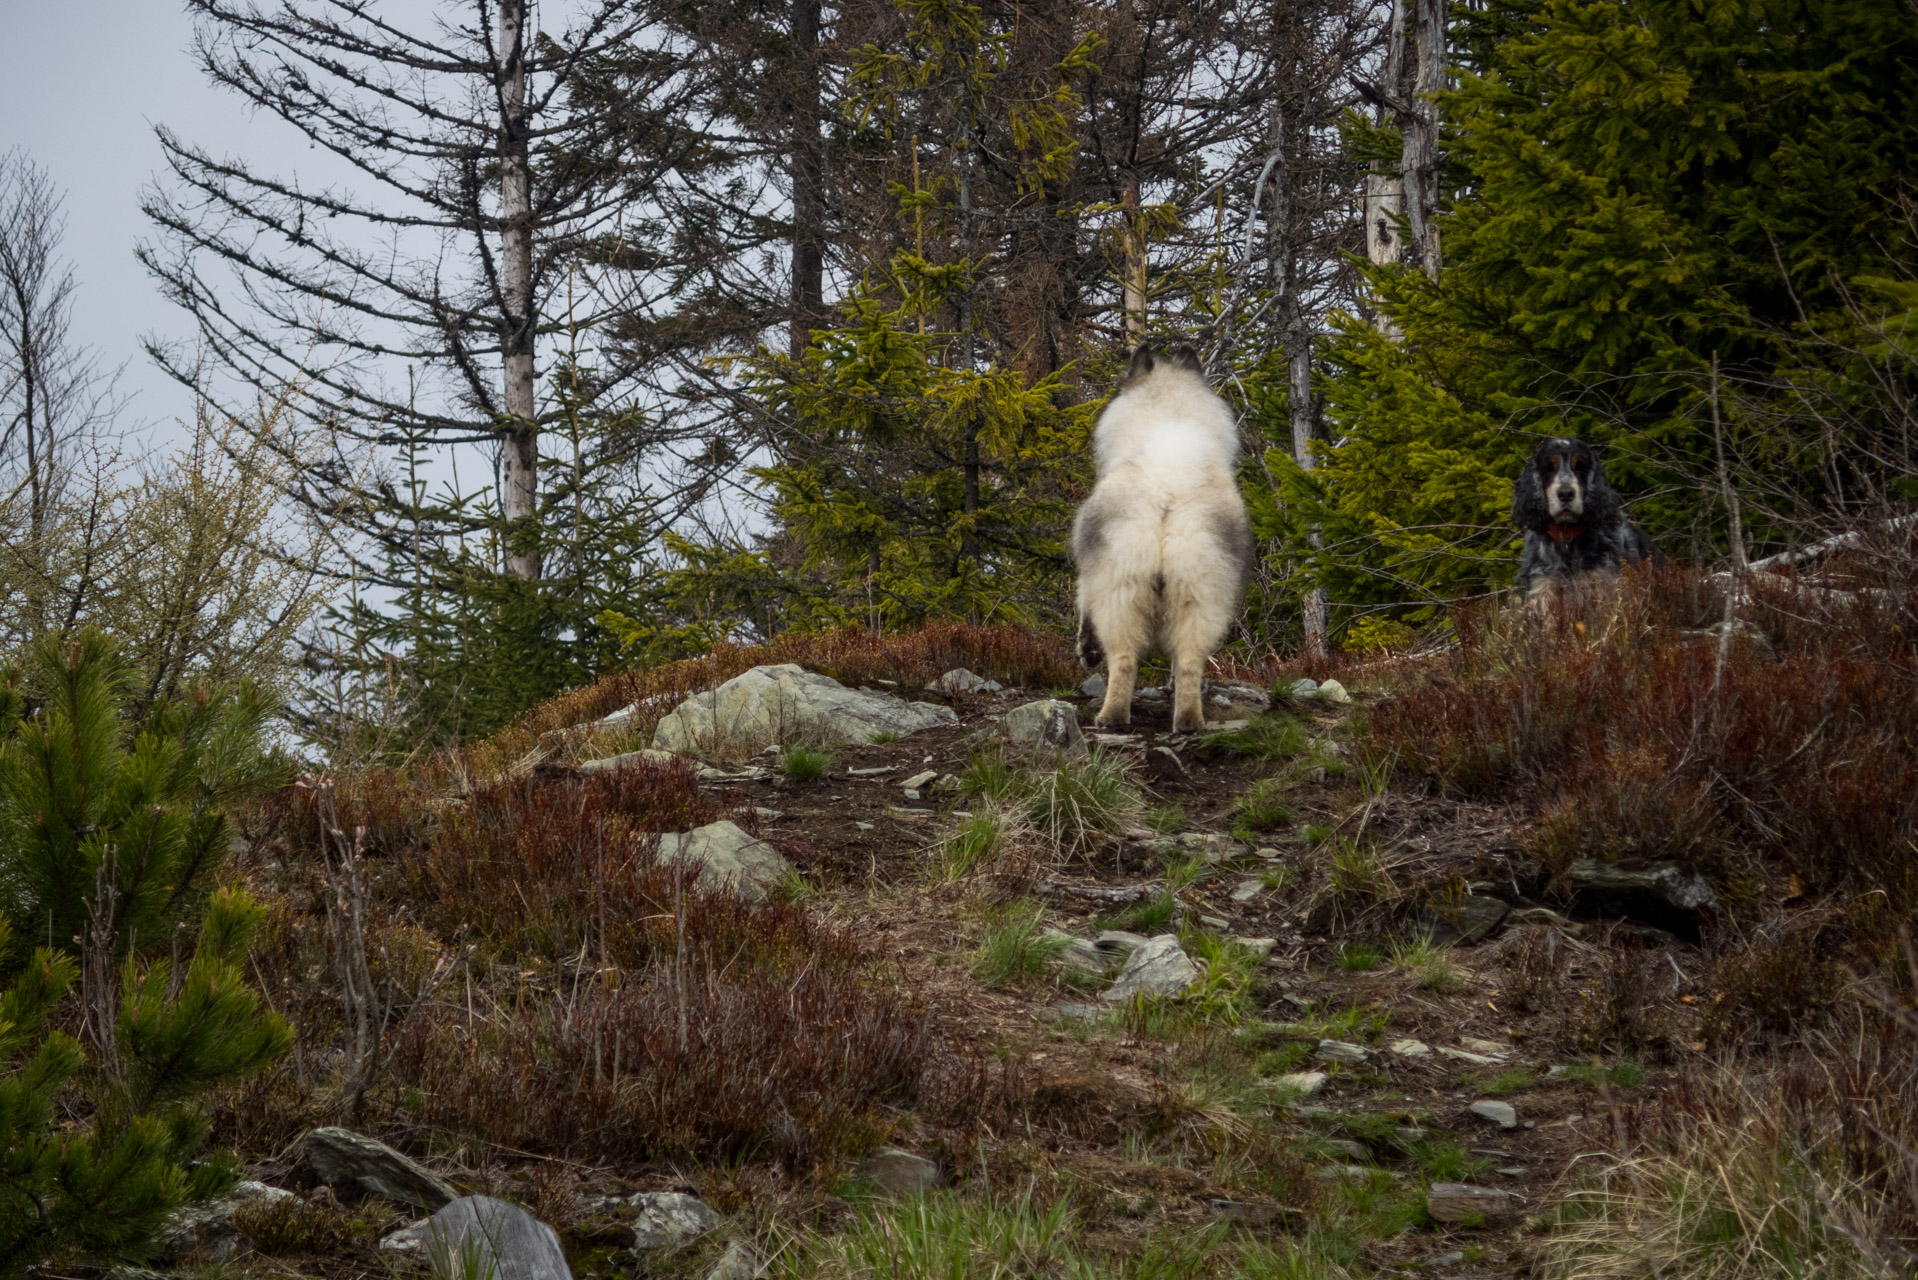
<box><xmin>629</xmin><ymin>1192</ymin><xmax>719</xmax><ymax>1250</ymax></box>
<box><xmin>652</xmin><ymin>664</ymin><xmax>955</xmax><ymax>756</ymax></box>
<box><xmin>1102</xmin><ymin>934</ymin><xmax>1201</xmax><ymax>1002</ymax></box>
<box><xmin>1287</xmin><ymin>678</ymin><xmax>1319</xmax><ymax>698</ymax></box>
<box><xmin>577</xmin><ymin>748</ymin><xmax>681</xmax><ymax>775</ymax></box>
<box><xmin>1002</xmin><ymin>699</ymin><xmax>1085</xmax><ymax>753</ymax></box>
<box><xmin>1080</xmin><ymin>673</ymin><xmax>1106</xmax><ymax>698</ymax></box>
<box><xmin>1316</xmin><ymin>1039</ymin><xmax>1369</xmax><ymax>1065</ymax></box>
<box><xmin>657</xmin><ymin>820</ymin><xmax>793</xmax><ymax>902</ymax></box>
<box><xmin>1426</xmin><ymin>1182</ymin><xmax>1519</xmax><ymax>1224</ymax></box>
<box><xmin>1469</xmin><ymin>1100</ymin><xmax>1519</xmax><ymax>1129</ymax></box>
<box><xmin>383</xmin><ymin>1196</ymin><xmax>570</xmax><ymax>1280</ymax></box>
<box><xmin>855</xmin><ymin>1148</ymin><xmax>943</xmax><ymax>1196</ymax></box>
<box><xmin>305</xmin><ymin>1127</ymin><xmax>457</xmax><ymax>1211</ymax></box>
<box><xmin>1565</xmin><ymin>859</ymin><xmax>1719</xmax><ymax>918</ymax></box>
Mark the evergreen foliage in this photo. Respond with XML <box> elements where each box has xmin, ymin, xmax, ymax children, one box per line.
<box><xmin>0</xmin><ymin>632</ymin><xmax>290</xmax><ymax>1277</ymax></box>
<box><xmin>1302</xmin><ymin>0</ymin><xmax>1918</xmax><ymax>622</ymax></box>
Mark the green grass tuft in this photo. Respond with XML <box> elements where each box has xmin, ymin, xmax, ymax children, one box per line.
<box><xmin>1390</xmin><ymin>931</ymin><xmax>1463</xmax><ymax>993</ymax></box>
<box><xmin>973</xmin><ymin>903</ymin><xmax>1069</xmax><ymax>988</ymax></box>
<box><xmin>781</xmin><ymin>745</ymin><xmax>832</xmax><ymax>781</ymax></box>
<box><xmin>1338</xmin><ymin>942</ymin><xmax>1382</xmax><ymax>971</ymax></box>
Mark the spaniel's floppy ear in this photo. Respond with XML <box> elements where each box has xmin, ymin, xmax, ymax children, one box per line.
<box><xmin>1121</xmin><ymin>344</ymin><xmax>1156</xmax><ymax>390</ymax></box>
<box><xmin>1164</xmin><ymin>343</ymin><xmax>1204</xmax><ymax>374</ymax></box>
<box><xmin>1512</xmin><ymin>446</ymin><xmax>1551</xmax><ymax>532</ymax></box>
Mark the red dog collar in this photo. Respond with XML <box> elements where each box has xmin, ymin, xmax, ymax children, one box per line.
<box><xmin>1545</xmin><ymin>524</ymin><xmax>1586</xmax><ymax>545</ymax></box>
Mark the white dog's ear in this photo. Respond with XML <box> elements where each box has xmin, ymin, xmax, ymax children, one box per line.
<box><xmin>1122</xmin><ymin>344</ymin><xmax>1156</xmax><ymax>389</ymax></box>
<box><xmin>1165</xmin><ymin>344</ymin><xmax>1203</xmax><ymax>374</ymax></box>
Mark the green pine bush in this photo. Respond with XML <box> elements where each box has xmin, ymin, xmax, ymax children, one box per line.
<box><xmin>0</xmin><ymin>631</ymin><xmax>292</xmax><ymax>1278</ymax></box>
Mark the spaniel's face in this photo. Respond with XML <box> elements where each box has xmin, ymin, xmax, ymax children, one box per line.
<box><xmin>1537</xmin><ymin>441</ymin><xmax>1593</xmax><ymax>523</ymax></box>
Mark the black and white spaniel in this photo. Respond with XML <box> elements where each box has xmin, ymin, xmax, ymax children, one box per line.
<box><xmin>1512</xmin><ymin>437</ymin><xmax>1657</xmax><ymax>602</ymax></box>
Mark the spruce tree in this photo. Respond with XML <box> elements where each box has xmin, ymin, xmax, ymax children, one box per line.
<box><xmin>1302</xmin><ymin>0</ymin><xmax>1918</xmax><ymax>623</ymax></box>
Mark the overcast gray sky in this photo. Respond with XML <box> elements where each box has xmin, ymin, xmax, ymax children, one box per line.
<box><xmin>3</xmin><ymin>3</ymin><xmax>240</xmax><ymax>435</ymax></box>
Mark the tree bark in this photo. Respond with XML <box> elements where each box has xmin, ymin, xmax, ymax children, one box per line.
<box><xmin>789</xmin><ymin>0</ymin><xmax>825</xmax><ymax>359</ymax></box>
<box><xmin>1288</xmin><ymin>320</ymin><xmax>1328</xmax><ymax>661</ymax></box>
<box><xmin>498</xmin><ymin>0</ymin><xmax>540</xmax><ymax>580</ymax></box>
<box><xmin>1403</xmin><ymin>0</ymin><xmax>1444</xmax><ymax>278</ymax></box>
<box><xmin>1121</xmin><ymin>179</ymin><xmax>1147</xmax><ymax>342</ymax></box>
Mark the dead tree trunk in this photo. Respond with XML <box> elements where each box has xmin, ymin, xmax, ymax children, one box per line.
<box><xmin>1121</xmin><ymin>179</ymin><xmax>1148</xmax><ymax>343</ymax></box>
<box><xmin>498</xmin><ymin>0</ymin><xmax>540</xmax><ymax>580</ymax></box>
<box><xmin>788</xmin><ymin>0</ymin><xmax>826</xmax><ymax>359</ymax></box>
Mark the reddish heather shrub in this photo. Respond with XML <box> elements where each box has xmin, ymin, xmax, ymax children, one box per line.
<box><xmin>407</xmin><ymin>762</ymin><xmax>845</xmax><ymax>969</ymax></box>
<box><xmin>1370</xmin><ymin>562</ymin><xmax>1918</xmax><ymax>924</ymax></box>
<box><xmin>388</xmin><ymin>964</ymin><xmax>930</xmax><ymax>1168</ymax></box>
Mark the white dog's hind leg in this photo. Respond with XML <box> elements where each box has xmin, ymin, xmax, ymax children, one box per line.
<box><xmin>1089</xmin><ymin>582</ymin><xmax>1152</xmax><ymax>728</ymax></box>
<box><xmin>1164</xmin><ymin>573</ymin><xmax>1235</xmax><ymax>734</ymax></box>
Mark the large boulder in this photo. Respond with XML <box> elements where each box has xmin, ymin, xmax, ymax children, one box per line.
<box><xmin>652</xmin><ymin>665</ymin><xmax>955</xmax><ymax>757</ymax></box>
<box><xmin>304</xmin><ymin>1127</ymin><xmax>458</xmax><ymax>1211</ymax></box>
<box><xmin>380</xmin><ymin>1196</ymin><xmax>570</xmax><ymax>1280</ymax></box>
<box><xmin>658</xmin><ymin>821</ymin><xmax>793</xmax><ymax>902</ymax></box>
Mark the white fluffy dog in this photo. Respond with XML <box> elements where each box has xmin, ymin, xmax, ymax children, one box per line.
<box><xmin>1072</xmin><ymin>344</ymin><xmax>1253</xmax><ymax>732</ymax></box>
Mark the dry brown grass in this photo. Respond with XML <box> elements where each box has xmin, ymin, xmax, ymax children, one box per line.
<box><xmin>1541</xmin><ymin>1008</ymin><xmax>1918</xmax><ymax>1279</ymax></box>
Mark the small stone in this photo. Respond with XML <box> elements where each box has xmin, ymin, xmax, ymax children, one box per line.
<box><xmin>855</xmin><ymin>821</ymin><xmax>874</xmax><ymax>830</ymax></box>
<box><xmin>629</xmin><ymin>1193</ymin><xmax>720</xmax><ymax>1250</ymax></box>
<box><xmin>1460</xmin><ymin>1036</ymin><xmax>1510</xmax><ymax>1057</ymax></box>
<box><xmin>1496</xmin><ymin>1167</ymin><xmax>1528</xmax><ymax>1177</ymax></box>
<box><xmin>931</xmin><ymin>774</ymin><xmax>962</xmax><ymax>794</ymax></box>
<box><xmin>1438</xmin><ymin>1046</ymin><xmax>1502</xmax><ymax>1067</ymax></box>
<box><xmin>1230</xmin><ymin>879</ymin><xmax>1264</xmax><ymax>903</ymax></box>
<box><xmin>1275</xmin><ymin>1071</ymin><xmax>1328</xmax><ymax>1098</ymax></box>
<box><xmin>902</xmin><ymin>769</ymin><xmax>938</xmax><ymax>790</ymax></box>
<box><xmin>1199</xmin><ymin>914</ymin><xmax>1229</xmax><ymax>931</ymax></box>
<box><xmin>927</xmin><ymin>668</ymin><xmax>1003</xmax><ymax>695</ymax></box>
<box><xmin>1178</xmin><ymin>831</ymin><xmax>1248</xmax><ymax>862</ymax></box>
<box><xmin>855</xmin><ymin>1148</ymin><xmax>943</xmax><ymax>1197</ymax></box>
<box><xmin>1094</xmin><ymin>930</ymin><xmax>1150</xmax><ymax>956</ymax></box>
<box><xmin>1426</xmin><ymin>1182</ymin><xmax>1519</xmax><ymax>1224</ymax></box>
<box><xmin>1426</xmin><ymin>1251</ymin><xmax>1466</xmax><ymax>1268</ymax></box>
<box><xmin>885</xmin><ymin>805</ymin><xmax>934</xmax><ymax>820</ymax></box>
<box><xmin>1055</xmin><ymin>1002</ymin><xmax>1099</xmax><ymax>1020</ymax></box>
<box><xmin>1422</xmin><ymin>894</ymin><xmax>1510</xmax><ymax>946</ymax></box>
<box><xmin>1389</xmin><ymin>1038</ymin><xmax>1432</xmax><ymax>1058</ymax></box>
<box><xmin>1545</xmin><ymin>1064</ymin><xmax>1569</xmax><ymax>1080</ymax></box>
<box><xmin>1134</xmin><ymin>685</ymin><xmax>1166</xmax><ymax>702</ymax></box>
<box><xmin>1323</xmin><ymin>1138</ymin><xmax>1370</xmax><ymax>1161</ymax></box>
<box><xmin>1395</xmin><ymin>1126</ymin><xmax>1432</xmax><ymax>1144</ymax></box>
<box><xmin>845</xmin><ymin>765</ymin><xmax>894</xmax><ymax>776</ymax></box>
<box><xmin>1469</xmin><ymin>1100</ymin><xmax>1519</xmax><ymax>1129</ymax></box>
<box><xmin>1316</xmin><ymin>1039</ymin><xmax>1369</xmax><ymax>1065</ymax></box>
<box><xmin>1102</xmin><ymin>935</ymin><xmax>1202</xmax><ymax>1002</ymax></box>
<box><xmin>1314</xmin><ymin>1165</ymin><xmax>1375</xmax><ymax>1183</ymax></box>
<box><xmin>305</xmin><ymin>1127</ymin><xmax>458</xmax><ymax>1211</ymax></box>
<box><xmin>1253</xmin><ymin>846</ymin><xmax>1282</xmax><ymax>860</ymax></box>
<box><xmin>1233</xmin><ymin>936</ymin><xmax>1277</xmax><ymax>956</ymax></box>
<box><xmin>1288</xmin><ymin>678</ymin><xmax>1320</xmax><ymax>698</ymax></box>
<box><xmin>701</xmin><ymin>1240</ymin><xmax>767</xmax><ymax>1280</ymax></box>
<box><xmin>1316</xmin><ymin>678</ymin><xmax>1352</xmax><ymax>703</ymax></box>
<box><xmin>1003</xmin><ymin>699</ymin><xmax>1086</xmax><ymax>754</ymax></box>
<box><xmin>1080</xmin><ymin>673</ymin><xmax>1106</xmax><ymax>699</ymax></box>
